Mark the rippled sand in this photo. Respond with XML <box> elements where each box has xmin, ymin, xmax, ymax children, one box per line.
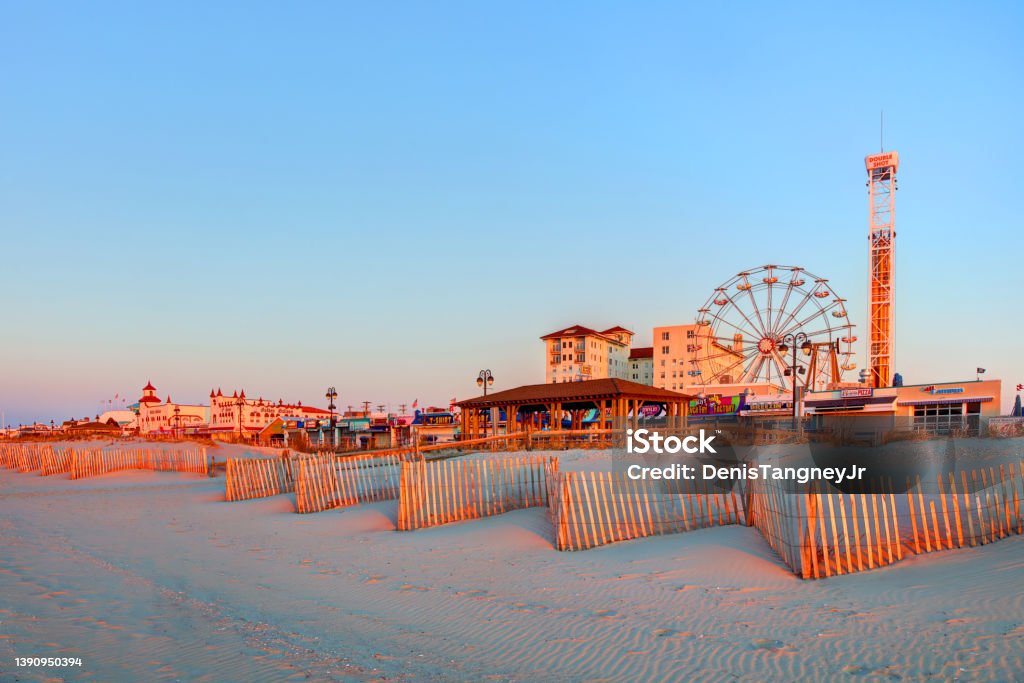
<box><xmin>1</xmin><ymin>459</ymin><xmax>1022</xmax><ymax>681</ymax></box>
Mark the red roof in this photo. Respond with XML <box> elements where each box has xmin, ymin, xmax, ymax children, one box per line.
<box><xmin>540</xmin><ymin>324</ymin><xmax>600</xmax><ymax>340</ymax></box>
<box><xmin>139</xmin><ymin>395</ymin><xmax>161</xmax><ymax>404</ymax></box>
<box><xmin>291</xmin><ymin>405</ymin><xmax>330</xmax><ymax>415</ymax></box>
<box><xmin>541</xmin><ymin>324</ymin><xmax>633</xmax><ymax>343</ymax></box>
<box><xmin>629</xmin><ymin>346</ymin><xmax>654</xmax><ymax>359</ymax></box>
<box><xmin>143</xmin><ymin>381</ymin><xmax>156</xmax><ymax>391</ymax></box>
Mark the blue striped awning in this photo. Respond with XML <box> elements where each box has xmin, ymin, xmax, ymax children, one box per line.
<box><xmin>898</xmin><ymin>396</ymin><xmax>993</xmax><ymax>407</ymax></box>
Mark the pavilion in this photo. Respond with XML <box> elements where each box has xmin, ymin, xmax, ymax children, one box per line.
<box><xmin>455</xmin><ymin>378</ymin><xmax>693</xmax><ymax>439</ymax></box>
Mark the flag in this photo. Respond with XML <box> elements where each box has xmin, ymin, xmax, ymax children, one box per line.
<box><xmin>1017</xmin><ymin>384</ymin><xmax>1023</xmax><ymax>391</ymax></box>
<box><xmin>412</xmin><ymin>399</ymin><xmax>418</xmax><ymax>408</ymax></box>
<box><xmin>977</xmin><ymin>368</ymin><xmax>986</xmax><ymax>374</ymax></box>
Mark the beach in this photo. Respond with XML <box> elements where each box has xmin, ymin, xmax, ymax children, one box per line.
<box><xmin>1</xmin><ymin>445</ymin><xmax>1023</xmax><ymax>681</ymax></box>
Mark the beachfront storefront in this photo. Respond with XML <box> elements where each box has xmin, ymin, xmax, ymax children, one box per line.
<box><xmin>456</xmin><ymin>378</ymin><xmax>692</xmax><ymax>439</ymax></box>
<box><xmin>803</xmin><ymin>379</ymin><xmax>1003</xmax><ymax>434</ymax></box>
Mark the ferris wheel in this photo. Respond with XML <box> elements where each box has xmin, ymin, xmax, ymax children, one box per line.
<box><xmin>692</xmin><ymin>264</ymin><xmax>856</xmax><ymax>391</ymax></box>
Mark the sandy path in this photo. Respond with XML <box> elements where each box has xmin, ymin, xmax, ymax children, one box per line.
<box><xmin>1</xmin><ymin>467</ymin><xmax>1022</xmax><ymax>681</ymax></box>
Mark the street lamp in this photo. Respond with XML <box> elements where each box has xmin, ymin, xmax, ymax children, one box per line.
<box><xmin>325</xmin><ymin>386</ymin><xmax>338</xmax><ymax>447</ymax></box>
<box><xmin>476</xmin><ymin>370</ymin><xmax>495</xmax><ymax>437</ymax></box>
<box><xmin>173</xmin><ymin>406</ymin><xmax>181</xmax><ymax>439</ymax></box>
<box><xmin>777</xmin><ymin>332</ymin><xmax>812</xmax><ymax>422</ymax></box>
<box><xmin>235</xmin><ymin>393</ymin><xmax>246</xmax><ymax>440</ymax></box>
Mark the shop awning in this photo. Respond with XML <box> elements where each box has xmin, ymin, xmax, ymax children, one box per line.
<box><xmin>898</xmin><ymin>396</ymin><xmax>994</xmax><ymax>407</ymax></box>
<box><xmin>804</xmin><ymin>396</ymin><xmax>897</xmax><ymax>409</ymax></box>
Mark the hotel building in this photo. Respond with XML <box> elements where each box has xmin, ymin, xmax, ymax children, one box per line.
<box><xmin>541</xmin><ymin>325</ymin><xmax>634</xmax><ymax>383</ymax></box>
<box><xmin>208</xmin><ymin>388</ymin><xmax>331</xmax><ymax>436</ymax></box>
<box><xmin>135</xmin><ymin>382</ymin><xmax>210</xmax><ymax>434</ymax></box>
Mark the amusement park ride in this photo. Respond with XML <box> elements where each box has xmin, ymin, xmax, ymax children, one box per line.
<box><xmin>693</xmin><ymin>265</ymin><xmax>855</xmax><ymax>393</ymax></box>
<box><xmin>865</xmin><ymin>150</ymin><xmax>899</xmax><ymax>389</ymax></box>
<box><xmin>690</xmin><ymin>147</ymin><xmax>900</xmax><ymax>396</ymax></box>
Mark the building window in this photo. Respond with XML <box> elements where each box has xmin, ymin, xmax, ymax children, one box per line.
<box><xmin>913</xmin><ymin>404</ymin><xmax>973</xmax><ymax>435</ymax></box>
<box><xmin>661</xmin><ymin>332</ymin><xmax>670</xmax><ymax>340</ymax></box>
<box><xmin>661</xmin><ymin>346</ymin><xmax>669</xmax><ymax>354</ymax></box>
<box><xmin>687</xmin><ymin>330</ymin><xmax>695</xmax><ymax>339</ymax></box>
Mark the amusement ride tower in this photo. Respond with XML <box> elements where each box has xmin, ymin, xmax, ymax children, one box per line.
<box><xmin>865</xmin><ymin>150</ymin><xmax>899</xmax><ymax>388</ymax></box>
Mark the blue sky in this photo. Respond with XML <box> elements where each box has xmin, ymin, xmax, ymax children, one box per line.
<box><xmin>1</xmin><ymin>1</ymin><xmax>1022</xmax><ymax>424</ymax></box>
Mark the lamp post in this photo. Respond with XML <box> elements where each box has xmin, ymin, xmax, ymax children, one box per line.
<box><xmin>476</xmin><ymin>369</ymin><xmax>495</xmax><ymax>437</ymax></box>
<box><xmin>173</xmin><ymin>406</ymin><xmax>181</xmax><ymax>439</ymax></box>
<box><xmin>235</xmin><ymin>394</ymin><xmax>245</xmax><ymax>440</ymax></box>
<box><xmin>777</xmin><ymin>332</ymin><xmax>812</xmax><ymax>424</ymax></box>
<box><xmin>325</xmin><ymin>386</ymin><xmax>338</xmax><ymax>447</ymax></box>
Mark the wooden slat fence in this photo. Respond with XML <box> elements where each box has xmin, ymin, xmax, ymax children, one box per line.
<box><xmin>398</xmin><ymin>455</ymin><xmax>558</xmax><ymax>531</ymax></box>
<box><xmin>225</xmin><ymin>455</ymin><xmax>298</xmax><ymax>501</ymax></box>
<box><xmin>745</xmin><ymin>477</ymin><xmax>903</xmax><ymax>579</ymax></box>
<box><xmin>40</xmin><ymin>446</ymin><xmax>74</xmax><ymax>476</ymax></box>
<box><xmin>746</xmin><ymin>460</ymin><xmax>1024</xmax><ymax>579</ymax></box>
<box><xmin>0</xmin><ymin>444</ymin><xmax>52</xmax><ymax>472</ymax></box>
<box><xmin>550</xmin><ymin>471</ymin><xmax>746</xmax><ymax>551</ymax></box>
<box><xmin>295</xmin><ymin>452</ymin><xmax>406</xmax><ymax>513</ymax></box>
<box><xmin>70</xmin><ymin>447</ymin><xmax>208</xmax><ymax>479</ymax></box>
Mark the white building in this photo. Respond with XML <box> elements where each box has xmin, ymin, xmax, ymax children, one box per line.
<box><xmin>628</xmin><ymin>347</ymin><xmax>654</xmax><ymax>385</ymax></box>
<box><xmin>135</xmin><ymin>382</ymin><xmax>209</xmax><ymax>435</ymax></box>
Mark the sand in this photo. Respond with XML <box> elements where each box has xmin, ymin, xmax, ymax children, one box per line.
<box><xmin>1</xmin><ymin>445</ymin><xmax>1023</xmax><ymax>681</ymax></box>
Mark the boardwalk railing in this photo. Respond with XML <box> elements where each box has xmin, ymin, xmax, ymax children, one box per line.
<box><xmin>397</xmin><ymin>455</ymin><xmax>558</xmax><ymax>531</ymax></box>
<box><xmin>225</xmin><ymin>456</ymin><xmax>298</xmax><ymax>501</ymax></box>
<box><xmin>550</xmin><ymin>471</ymin><xmax>746</xmax><ymax>551</ymax></box>
<box><xmin>298</xmin><ymin>429</ymin><xmax>625</xmax><ymax>461</ymax></box>
<box><xmin>295</xmin><ymin>452</ymin><xmax>406</xmax><ymax>513</ymax></box>
<box><xmin>70</xmin><ymin>447</ymin><xmax>208</xmax><ymax>479</ymax></box>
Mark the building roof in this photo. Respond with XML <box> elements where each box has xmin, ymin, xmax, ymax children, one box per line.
<box><xmin>456</xmin><ymin>378</ymin><xmax>693</xmax><ymax>408</ymax></box>
<box><xmin>540</xmin><ymin>324</ymin><xmax>634</xmax><ymax>344</ymax></box>
<box><xmin>143</xmin><ymin>381</ymin><xmax>156</xmax><ymax>391</ymax></box>
<box><xmin>138</xmin><ymin>395</ymin><xmax>161</xmax><ymax>404</ymax></box>
<box><xmin>540</xmin><ymin>324</ymin><xmax>602</xmax><ymax>340</ymax></box>
<box><xmin>68</xmin><ymin>418</ymin><xmax>121</xmax><ymax>432</ymax></box>
<box><xmin>629</xmin><ymin>346</ymin><xmax>654</xmax><ymax>360</ymax></box>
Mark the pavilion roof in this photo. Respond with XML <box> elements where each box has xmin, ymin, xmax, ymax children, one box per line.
<box><xmin>456</xmin><ymin>378</ymin><xmax>693</xmax><ymax>408</ymax></box>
